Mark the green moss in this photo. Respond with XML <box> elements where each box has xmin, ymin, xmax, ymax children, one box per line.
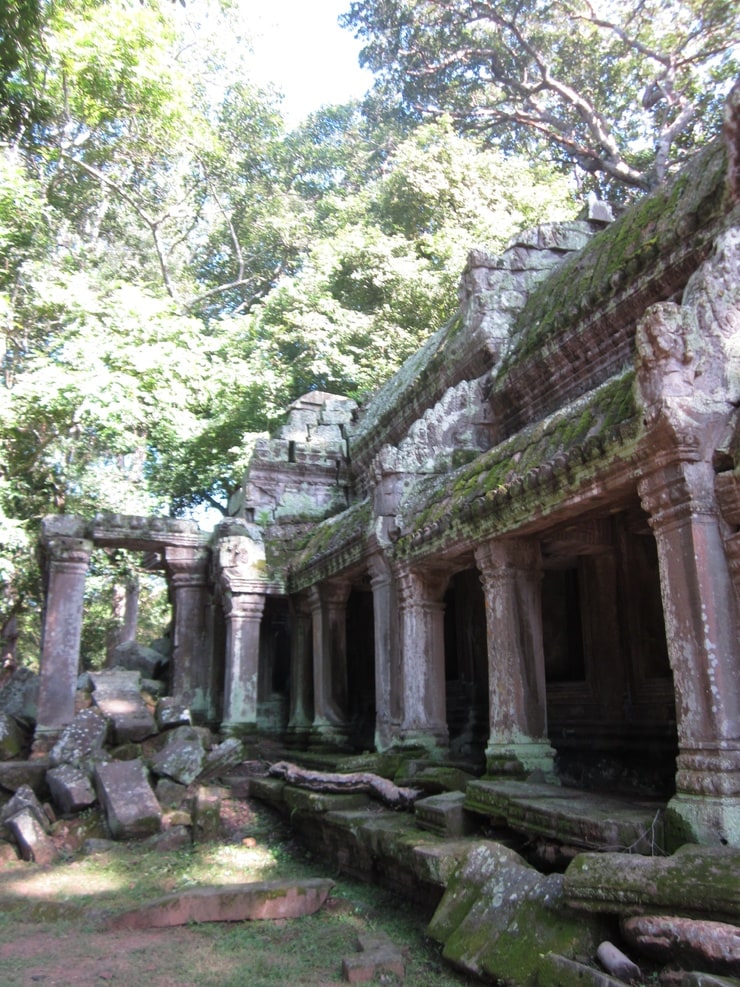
<box><xmin>498</xmin><ymin>139</ymin><xmax>728</xmax><ymax>375</ymax></box>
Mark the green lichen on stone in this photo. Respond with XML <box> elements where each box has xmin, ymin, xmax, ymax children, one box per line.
<box><xmin>395</xmin><ymin>370</ymin><xmax>638</xmax><ymax>553</ymax></box>
<box><xmin>498</xmin><ymin>138</ymin><xmax>728</xmax><ymax>374</ymax></box>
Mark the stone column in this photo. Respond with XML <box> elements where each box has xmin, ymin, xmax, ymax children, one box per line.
<box><xmin>475</xmin><ymin>539</ymin><xmax>556</xmax><ymax>779</ymax></box>
<box><xmin>639</xmin><ymin>459</ymin><xmax>740</xmax><ymax>846</ymax></box>
<box><xmin>309</xmin><ymin>578</ymin><xmax>351</xmax><ymax>746</ymax></box>
<box><xmin>221</xmin><ymin>591</ymin><xmax>266</xmax><ymax>735</ymax></box>
<box><xmin>368</xmin><ymin>551</ymin><xmax>401</xmax><ymax>751</ymax></box>
<box><xmin>286</xmin><ymin>593</ymin><xmax>314</xmax><ymax>746</ymax></box>
<box><xmin>395</xmin><ymin>564</ymin><xmax>449</xmax><ymax>751</ymax></box>
<box><xmin>164</xmin><ymin>545</ymin><xmax>214</xmax><ymax>724</ymax></box>
<box><xmin>35</xmin><ymin>524</ymin><xmax>93</xmax><ymax>744</ymax></box>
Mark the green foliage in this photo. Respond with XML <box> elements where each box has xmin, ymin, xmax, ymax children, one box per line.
<box><xmin>242</xmin><ymin>118</ymin><xmax>574</xmax><ymax>402</ymax></box>
<box><xmin>343</xmin><ymin>0</ymin><xmax>739</xmax><ymax>195</ymax></box>
<box><xmin>0</xmin><ymin>0</ymin><xmax>576</xmax><ymax>656</ymax></box>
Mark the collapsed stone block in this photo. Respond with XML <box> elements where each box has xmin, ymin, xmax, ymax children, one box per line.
<box><xmin>106</xmin><ymin>877</ymin><xmax>335</xmax><ymax>929</ymax></box>
<box><xmin>0</xmin><ymin>666</ymin><xmax>38</xmax><ymax>723</ymax></box>
<box><xmin>155</xmin><ymin>777</ymin><xmax>188</xmax><ymax>808</ymax></box>
<box><xmin>0</xmin><ymin>760</ymin><xmax>48</xmax><ymax>796</ymax></box>
<box><xmin>0</xmin><ymin>712</ymin><xmax>27</xmax><ymax>760</ymax></box>
<box><xmin>6</xmin><ymin>807</ymin><xmax>58</xmax><ymax>865</ymax></box>
<box><xmin>93</xmin><ymin>759</ymin><xmax>162</xmax><ymax>840</ymax></box>
<box><xmin>1</xmin><ymin>784</ymin><xmax>50</xmax><ymax>832</ymax></box>
<box><xmin>428</xmin><ymin>840</ymin><xmax>612</xmax><ymax>985</ymax></box>
<box><xmin>415</xmin><ymin>791</ymin><xmax>476</xmax><ymax>838</ymax></box>
<box><xmin>563</xmin><ymin>844</ymin><xmax>740</xmax><ymax>924</ymax></box>
<box><xmin>49</xmin><ymin>707</ymin><xmax>109</xmax><ymax>768</ymax></box>
<box><xmin>621</xmin><ymin>915</ymin><xmax>740</xmax><ymax>975</ymax></box>
<box><xmin>150</xmin><ymin>725</ymin><xmax>205</xmax><ymax>785</ymax></box>
<box><xmin>90</xmin><ymin>670</ymin><xmax>156</xmax><ymax>744</ymax></box>
<box><xmin>112</xmin><ymin>641</ymin><xmax>167</xmax><ymax>679</ymax></box>
<box><xmin>200</xmin><ymin>736</ymin><xmax>244</xmax><ymax>780</ymax></box>
<box><xmin>155</xmin><ymin>697</ymin><xmax>191</xmax><ymax>731</ymax></box>
<box><xmin>192</xmin><ymin>785</ymin><xmax>222</xmax><ymax>843</ymax></box>
<box><xmin>47</xmin><ymin>764</ymin><xmax>97</xmax><ymax>814</ymax></box>
<box><xmin>342</xmin><ymin>930</ymin><xmax>406</xmax><ymax>983</ymax></box>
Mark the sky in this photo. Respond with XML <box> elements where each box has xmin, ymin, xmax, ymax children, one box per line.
<box><xmin>244</xmin><ymin>0</ymin><xmax>376</xmax><ymax>126</ymax></box>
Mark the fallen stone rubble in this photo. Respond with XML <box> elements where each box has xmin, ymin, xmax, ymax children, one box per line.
<box><xmin>0</xmin><ymin>659</ymin><xmax>738</xmax><ymax>986</ymax></box>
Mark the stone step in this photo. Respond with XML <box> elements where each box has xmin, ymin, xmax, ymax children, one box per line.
<box><xmin>465</xmin><ymin>778</ymin><xmax>665</xmax><ymax>854</ymax></box>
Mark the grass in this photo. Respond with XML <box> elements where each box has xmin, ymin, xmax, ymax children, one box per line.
<box><xmin>0</xmin><ymin>799</ymin><xmax>476</xmax><ymax>987</ymax></box>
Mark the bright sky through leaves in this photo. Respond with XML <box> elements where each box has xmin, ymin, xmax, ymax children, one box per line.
<box><xmin>245</xmin><ymin>0</ymin><xmax>375</xmax><ymax>125</ymax></box>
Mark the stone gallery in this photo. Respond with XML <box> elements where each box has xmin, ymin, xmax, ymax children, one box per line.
<box><xmin>35</xmin><ymin>84</ymin><xmax>740</xmax><ymax>854</ymax></box>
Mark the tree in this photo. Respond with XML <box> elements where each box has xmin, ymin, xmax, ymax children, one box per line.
<box><xmin>342</xmin><ymin>0</ymin><xmax>740</xmax><ymax>195</ymax></box>
<box><xmin>240</xmin><ymin>118</ymin><xmax>574</xmax><ymax>404</ymax></box>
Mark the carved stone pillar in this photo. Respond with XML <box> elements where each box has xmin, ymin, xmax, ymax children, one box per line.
<box><xmin>221</xmin><ymin>591</ymin><xmax>266</xmax><ymax>734</ymax></box>
<box><xmin>286</xmin><ymin>592</ymin><xmax>314</xmax><ymax>745</ymax></box>
<box><xmin>164</xmin><ymin>545</ymin><xmax>214</xmax><ymax>724</ymax></box>
<box><xmin>309</xmin><ymin>579</ymin><xmax>351</xmax><ymax>746</ymax></box>
<box><xmin>639</xmin><ymin>459</ymin><xmax>740</xmax><ymax>846</ymax></box>
<box><xmin>35</xmin><ymin>526</ymin><xmax>93</xmax><ymax>743</ymax></box>
<box><xmin>368</xmin><ymin>551</ymin><xmax>401</xmax><ymax>751</ymax></box>
<box><xmin>395</xmin><ymin>564</ymin><xmax>449</xmax><ymax>751</ymax></box>
<box><xmin>475</xmin><ymin>539</ymin><xmax>556</xmax><ymax>779</ymax></box>
<box><xmin>214</xmin><ymin>521</ymin><xmax>271</xmax><ymax>736</ymax></box>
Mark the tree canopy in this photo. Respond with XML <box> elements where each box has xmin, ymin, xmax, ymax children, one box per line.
<box><xmin>0</xmin><ymin>0</ymin><xmax>580</xmax><ymax>663</ymax></box>
<box><xmin>342</xmin><ymin>0</ymin><xmax>739</xmax><ymax>194</ymax></box>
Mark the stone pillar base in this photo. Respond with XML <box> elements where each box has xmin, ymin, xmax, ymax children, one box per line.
<box><xmin>393</xmin><ymin>727</ymin><xmax>449</xmax><ymax>757</ymax></box>
<box><xmin>485</xmin><ymin>740</ymin><xmax>557</xmax><ymax>781</ymax></box>
<box><xmin>665</xmin><ymin>793</ymin><xmax>740</xmax><ymax>850</ymax></box>
<box><xmin>220</xmin><ymin>720</ymin><xmax>258</xmax><ymax>741</ymax></box>
<box><xmin>285</xmin><ymin>724</ymin><xmax>312</xmax><ymax>748</ymax></box>
<box><xmin>310</xmin><ymin>721</ymin><xmax>354</xmax><ymax>751</ymax></box>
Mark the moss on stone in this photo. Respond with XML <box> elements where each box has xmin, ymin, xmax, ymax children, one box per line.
<box><xmin>498</xmin><ymin>139</ymin><xmax>728</xmax><ymax>375</ymax></box>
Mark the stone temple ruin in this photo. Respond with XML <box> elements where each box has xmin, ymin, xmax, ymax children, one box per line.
<box><xmin>5</xmin><ymin>82</ymin><xmax>739</xmax><ymax>986</ymax></box>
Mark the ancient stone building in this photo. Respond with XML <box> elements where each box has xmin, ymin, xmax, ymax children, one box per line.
<box><xmin>36</xmin><ymin>88</ymin><xmax>740</xmax><ymax>850</ymax></box>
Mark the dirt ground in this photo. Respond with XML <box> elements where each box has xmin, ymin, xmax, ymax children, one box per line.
<box><xmin>0</xmin><ymin>795</ymin><xmax>474</xmax><ymax>987</ymax></box>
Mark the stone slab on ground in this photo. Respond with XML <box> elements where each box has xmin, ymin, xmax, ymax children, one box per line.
<box><xmin>564</xmin><ymin>844</ymin><xmax>740</xmax><ymax>923</ymax></box>
<box><xmin>342</xmin><ymin>927</ymin><xmax>406</xmax><ymax>983</ymax></box>
<box><xmin>105</xmin><ymin>877</ymin><xmax>335</xmax><ymax>930</ymax></box>
<box><xmin>622</xmin><ymin>915</ymin><xmax>740</xmax><ymax>974</ymax></box>
<box><xmin>465</xmin><ymin>779</ymin><xmax>665</xmax><ymax>854</ymax></box>
<box><xmin>427</xmin><ymin>840</ymin><xmax>613</xmax><ymax>986</ymax></box>
<box><xmin>93</xmin><ymin>759</ymin><xmax>162</xmax><ymax>840</ymax></box>
<box><xmin>90</xmin><ymin>670</ymin><xmax>156</xmax><ymax>744</ymax></box>
<box><xmin>249</xmin><ymin>776</ymin><xmax>286</xmax><ymax>804</ymax></box>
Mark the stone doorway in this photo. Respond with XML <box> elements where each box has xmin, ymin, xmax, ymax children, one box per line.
<box><xmin>444</xmin><ymin>569</ymin><xmax>489</xmax><ymax>766</ymax></box>
<box><xmin>541</xmin><ymin>506</ymin><xmax>677</xmax><ymax>797</ymax></box>
<box><xmin>346</xmin><ymin>583</ymin><xmax>376</xmax><ymax>751</ymax></box>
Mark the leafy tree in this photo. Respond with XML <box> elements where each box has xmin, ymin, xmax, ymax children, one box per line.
<box><xmin>241</xmin><ymin>118</ymin><xmax>574</xmax><ymax>403</ymax></box>
<box><xmin>342</xmin><ymin>0</ymin><xmax>740</xmax><ymax>194</ymax></box>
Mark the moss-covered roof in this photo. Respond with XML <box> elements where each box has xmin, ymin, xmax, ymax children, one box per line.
<box><xmin>498</xmin><ymin>139</ymin><xmax>728</xmax><ymax>375</ymax></box>
<box><xmin>392</xmin><ymin>369</ymin><xmax>640</xmax><ymax>559</ymax></box>
<box><xmin>284</xmin><ymin>498</ymin><xmax>373</xmax><ymax>591</ymax></box>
